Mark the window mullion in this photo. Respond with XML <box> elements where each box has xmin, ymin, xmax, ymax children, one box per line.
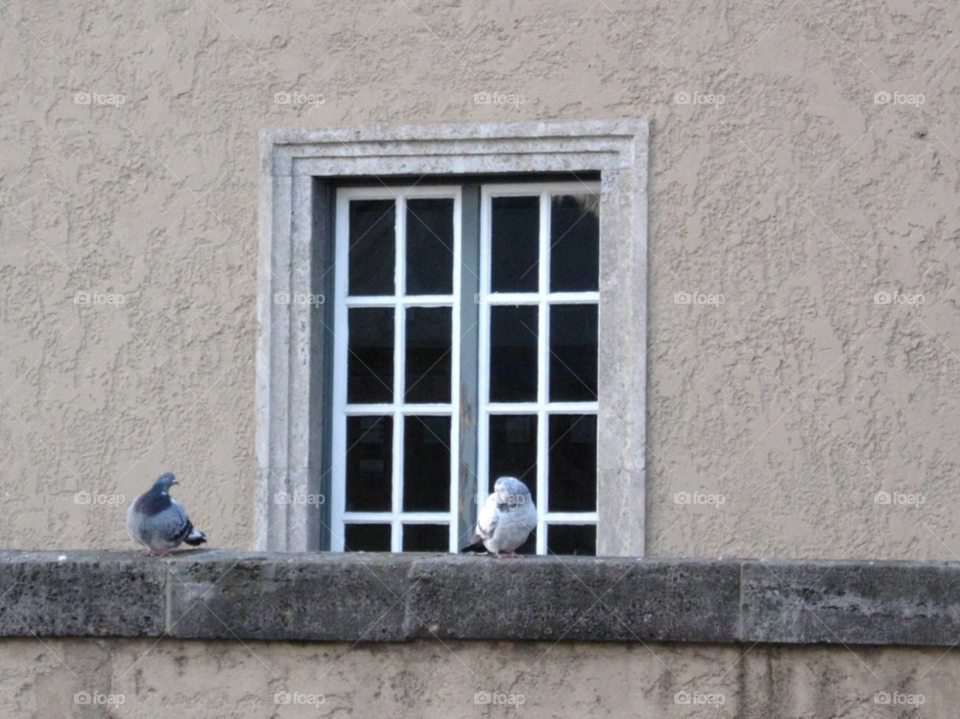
<box><xmin>536</xmin><ymin>190</ymin><xmax>550</xmax><ymax>555</ymax></box>
<box><xmin>477</xmin><ymin>187</ymin><xmax>492</xmax><ymax>510</ymax></box>
<box><xmin>458</xmin><ymin>185</ymin><xmax>486</xmax><ymax>552</ymax></box>
<box><xmin>393</xmin><ymin>196</ymin><xmax>406</xmax><ymax>551</ymax></box>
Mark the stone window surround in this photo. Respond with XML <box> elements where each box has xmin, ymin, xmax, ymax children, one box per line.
<box><xmin>255</xmin><ymin>120</ymin><xmax>649</xmax><ymax>555</ymax></box>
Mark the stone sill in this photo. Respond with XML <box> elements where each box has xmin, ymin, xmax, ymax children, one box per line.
<box><xmin>0</xmin><ymin>551</ymin><xmax>955</xmax><ymax>646</ymax></box>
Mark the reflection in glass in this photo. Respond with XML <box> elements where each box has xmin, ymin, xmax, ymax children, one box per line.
<box><xmin>346</xmin><ymin>415</ymin><xmax>392</xmax><ymax>512</ymax></box>
<box><xmin>491</xmin><ymin>196</ymin><xmax>540</xmax><ymax>293</ymax></box>
<box><xmin>403</xmin><ymin>416</ymin><xmax>451</xmax><ymax>512</ymax></box>
<box><xmin>549</xmin><ymin>304</ymin><xmax>598</xmax><ymax>402</ymax></box>
<box><xmin>547</xmin><ymin>414</ymin><xmax>597</xmax><ymax>512</ymax></box>
<box><xmin>550</xmin><ymin>194</ymin><xmax>599</xmax><ymax>292</ymax></box>
<box><xmin>406</xmin><ymin>198</ymin><xmax>454</xmax><ymax>295</ymax></box>
<box><xmin>344</xmin><ymin>524</ymin><xmax>391</xmax><ymax>552</ymax></box>
<box><xmin>402</xmin><ymin>524</ymin><xmax>449</xmax><ymax>552</ymax></box>
<box><xmin>349</xmin><ymin>199</ymin><xmax>395</xmax><ymax>296</ymax></box>
<box><xmin>490</xmin><ymin>305</ymin><xmax>538</xmax><ymax>402</ymax></box>
<box><xmin>547</xmin><ymin>524</ymin><xmax>596</xmax><ymax>556</ymax></box>
<box><xmin>405</xmin><ymin>307</ymin><xmax>451</xmax><ymax>403</ymax></box>
<box><xmin>348</xmin><ymin>307</ymin><xmax>394</xmax><ymax>404</ymax></box>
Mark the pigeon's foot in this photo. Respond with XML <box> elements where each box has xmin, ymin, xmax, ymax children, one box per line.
<box><xmin>142</xmin><ymin>548</ymin><xmax>172</xmax><ymax>557</ymax></box>
<box><xmin>507</xmin><ymin>550</ymin><xmax>520</xmax><ymax>558</ymax></box>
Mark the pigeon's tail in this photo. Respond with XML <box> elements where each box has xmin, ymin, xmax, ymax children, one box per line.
<box><xmin>461</xmin><ymin>539</ymin><xmax>488</xmax><ymax>554</ymax></box>
<box><xmin>183</xmin><ymin>524</ymin><xmax>207</xmax><ymax>546</ymax></box>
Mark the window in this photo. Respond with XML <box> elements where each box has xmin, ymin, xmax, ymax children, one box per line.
<box><xmin>257</xmin><ymin>121</ymin><xmax>648</xmax><ymax>557</ymax></box>
<box><xmin>331</xmin><ymin>181</ymin><xmax>600</xmax><ymax>554</ymax></box>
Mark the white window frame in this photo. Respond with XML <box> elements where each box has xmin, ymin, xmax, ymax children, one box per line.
<box><xmin>478</xmin><ymin>182</ymin><xmax>601</xmax><ymax>554</ymax></box>
<box><xmin>332</xmin><ymin>185</ymin><xmax>462</xmax><ymax>553</ymax></box>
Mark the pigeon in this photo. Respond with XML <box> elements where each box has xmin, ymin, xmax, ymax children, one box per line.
<box><xmin>462</xmin><ymin>476</ymin><xmax>537</xmax><ymax>557</ymax></box>
<box><xmin>126</xmin><ymin>472</ymin><xmax>206</xmax><ymax>556</ymax></box>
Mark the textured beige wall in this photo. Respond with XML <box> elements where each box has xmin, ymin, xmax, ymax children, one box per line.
<box><xmin>0</xmin><ymin>638</ymin><xmax>950</xmax><ymax>718</ymax></box>
<box><xmin>1</xmin><ymin>0</ymin><xmax>959</xmax><ymax>560</ymax></box>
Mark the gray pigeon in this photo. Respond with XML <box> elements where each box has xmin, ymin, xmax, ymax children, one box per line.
<box><xmin>126</xmin><ymin>472</ymin><xmax>206</xmax><ymax>556</ymax></box>
<box><xmin>462</xmin><ymin>476</ymin><xmax>537</xmax><ymax>557</ymax></box>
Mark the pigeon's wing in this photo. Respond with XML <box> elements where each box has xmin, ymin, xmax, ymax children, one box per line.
<box><xmin>475</xmin><ymin>493</ymin><xmax>499</xmax><ymax>541</ymax></box>
<box><xmin>144</xmin><ymin>498</ymin><xmax>192</xmax><ymax>545</ymax></box>
<box><xmin>169</xmin><ymin>498</ymin><xmax>188</xmax><ymax>521</ymax></box>
<box><xmin>167</xmin><ymin>498</ymin><xmax>199</xmax><ymax>544</ymax></box>
<box><xmin>172</xmin><ymin>498</ymin><xmax>207</xmax><ymax>546</ymax></box>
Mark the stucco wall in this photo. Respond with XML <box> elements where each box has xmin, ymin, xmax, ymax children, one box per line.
<box><xmin>1</xmin><ymin>0</ymin><xmax>959</xmax><ymax>560</ymax></box>
<box><xmin>0</xmin><ymin>638</ymin><xmax>948</xmax><ymax>718</ymax></box>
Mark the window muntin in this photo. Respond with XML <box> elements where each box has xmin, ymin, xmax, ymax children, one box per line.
<box><xmin>332</xmin><ymin>181</ymin><xmax>600</xmax><ymax>555</ymax></box>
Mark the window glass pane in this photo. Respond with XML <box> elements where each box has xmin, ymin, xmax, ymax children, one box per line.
<box><xmin>403</xmin><ymin>415</ymin><xmax>451</xmax><ymax>511</ymax></box>
<box><xmin>516</xmin><ymin>532</ymin><xmax>537</xmax><ymax>555</ymax></box>
<box><xmin>549</xmin><ymin>304</ymin><xmax>598</xmax><ymax>402</ymax></box>
<box><xmin>405</xmin><ymin>307</ymin><xmax>452</xmax><ymax>404</ymax></box>
<box><xmin>489</xmin><ymin>305</ymin><xmax>538</xmax><ymax>402</ymax></box>
<box><xmin>349</xmin><ymin>199</ymin><xmax>395</xmax><ymax>296</ymax></box>
<box><xmin>406</xmin><ymin>198</ymin><xmax>454</xmax><ymax>295</ymax></box>
<box><xmin>345</xmin><ymin>524</ymin><xmax>391</xmax><ymax>552</ymax></box>
<box><xmin>550</xmin><ymin>193</ymin><xmax>600</xmax><ymax>292</ymax></box>
<box><xmin>547</xmin><ymin>414</ymin><xmax>597</xmax><ymax>512</ymax></box>
<box><xmin>488</xmin><ymin>414</ymin><xmax>538</xmax><ymax>506</ymax></box>
<box><xmin>402</xmin><ymin>524</ymin><xmax>449</xmax><ymax>552</ymax></box>
<box><xmin>348</xmin><ymin>307</ymin><xmax>394</xmax><ymax>404</ymax></box>
<box><xmin>547</xmin><ymin>525</ymin><xmax>596</xmax><ymax>556</ymax></box>
<box><xmin>491</xmin><ymin>196</ymin><xmax>540</xmax><ymax>293</ymax></box>
<box><xmin>346</xmin><ymin>416</ymin><xmax>392</xmax><ymax>512</ymax></box>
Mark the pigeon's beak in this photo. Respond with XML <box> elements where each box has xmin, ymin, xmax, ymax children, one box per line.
<box><xmin>171</xmin><ymin>479</ymin><xmax>179</xmax><ymax>486</ymax></box>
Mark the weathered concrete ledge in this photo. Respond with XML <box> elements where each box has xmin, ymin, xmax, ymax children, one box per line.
<box><xmin>0</xmin><ymin>551</ymin><xmax>956</xmax><ymax>646</ymax></box>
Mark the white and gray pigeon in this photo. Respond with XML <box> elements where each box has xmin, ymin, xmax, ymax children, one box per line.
<box><xmin>126</xmin><ymin>472</ymin><xmax>206</xmax><ymax>556</ymax></box>
<box><xmin>462</xmin><ymin>476</ymin><xmax>537</xmax><ymax>557</ymax></box>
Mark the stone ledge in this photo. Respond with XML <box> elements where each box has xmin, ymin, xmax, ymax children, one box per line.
<box><xmin>0</xmin><ymin>551</ymin><xmax>957</xmax><ymax>646</ymax></box>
